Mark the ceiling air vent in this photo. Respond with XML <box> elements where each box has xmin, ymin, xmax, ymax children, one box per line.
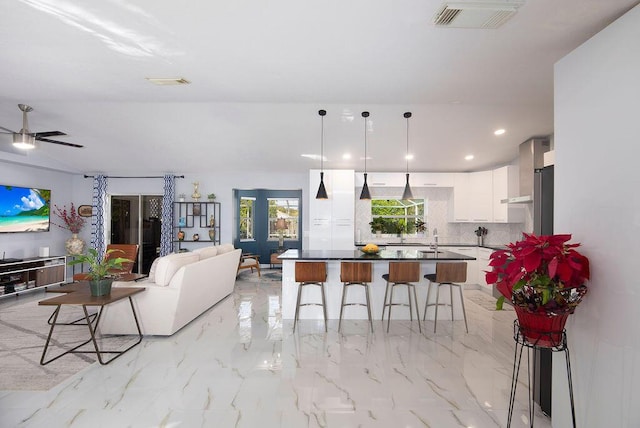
<box><xmin>433</xmin><ymin>1</ymin><xmax>525</xmax><ymax>29</ymax></box>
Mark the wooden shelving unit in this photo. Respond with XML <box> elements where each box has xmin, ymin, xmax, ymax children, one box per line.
<box><xmin>173</xmin><ymin>201</ymin><xmax>221</xmax><ymax>252</ymax></box>
<box><xmin>0</xmin><ymin>256</ymin><xmax>67</xmax><ymax>298</ymax></box>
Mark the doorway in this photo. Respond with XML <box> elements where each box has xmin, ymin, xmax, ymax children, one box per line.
<box><xmin>233</xmin><ymin>189</ymin><xmax>302</xmax><ymax>264</ymax></box>
<box><xmin>110</xmin><ymin>195</ymin><xmax>162</xmax><ymax>274</ymax></box>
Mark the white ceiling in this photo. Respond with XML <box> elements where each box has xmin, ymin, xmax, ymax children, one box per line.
<box><xmin>0</xmin><ymin>0</ymin><xmax>637</xmax><ymax>175</ymax></box>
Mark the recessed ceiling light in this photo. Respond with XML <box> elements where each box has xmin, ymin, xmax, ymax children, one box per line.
<box><xmin>405</xmin><ymin>154</ymin><xmax>414</xmax><ymax>160</ymax></box>
<box><xmin>494</xmin><ymin>128</ymin><xmax>506</xmax><ymax>135</ymax></box>
<box><xmin>145</xmin><ymin>77</ymin><xmax>191</xmax><ymax>85</ymax></box>
<box><xmin>465</xmin><ymin>154</ymin><xmax>474</xmax><ymax>161</ymax></box>
<box><xmin>342</xmin><ymin>153</ymin><xmax>351</xmax><ymax>160</ymax></box>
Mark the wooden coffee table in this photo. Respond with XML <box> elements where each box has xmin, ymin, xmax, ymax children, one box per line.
<box><xmin>39</xmin><ymin>286</ymin><xmax>145</xmax><ymax>365</ymax></box>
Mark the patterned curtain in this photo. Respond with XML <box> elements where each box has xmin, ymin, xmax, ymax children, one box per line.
<box><xmin>160</xmin><ymin>174</ymin><xmax>176</xmax><ymax>256</ymax></box>
<box><xmin>91</xmin><ymin>175</ymin><xmax>108</xmax><ymax>261</ymax></box>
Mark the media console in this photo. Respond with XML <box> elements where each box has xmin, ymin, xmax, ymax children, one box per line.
<box><xmin>0</xmin><ymin>256</ymin><xmax>67</xmax><ymax>297</ymax></box>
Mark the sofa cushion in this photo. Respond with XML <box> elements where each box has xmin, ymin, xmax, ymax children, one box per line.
<box><xmin>154</xmin><ymin>252</ymin><xmax>199</xmax><ymax>286</ymax></box>
<box><xmin>147</xmin><ymin>257</ymin><xmax>160</xmax><ymax>282</ymax></box>
<box><xmin>193</xmin><ymin>246</ymin><xmax>218</xmax><ymax>260</ymax></box>
<box><xmin>216</xmin><ymin>243</ymin><xmax>235</xmax><ymax>254</ymax></box>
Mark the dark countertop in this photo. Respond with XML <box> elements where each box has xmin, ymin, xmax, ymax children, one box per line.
<box><xmin>355</xmin><ymin>242</ymin><xmax>507</xmax><ymax>251</ymax></box>
<box><xmin>278</xmin><ymin>249</ymin><xmax>476</xmax><ymax>261</ymax></box>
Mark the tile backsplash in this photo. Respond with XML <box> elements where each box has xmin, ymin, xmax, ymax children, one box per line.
<box><xmin>355</xmin><ymin>186</ymin><xmax>529</xmax><ymax>246</ymax></box>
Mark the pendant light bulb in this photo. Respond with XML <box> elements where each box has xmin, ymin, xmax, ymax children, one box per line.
<box><xmin>316</xmin><ymin>109</ymin><xmax>329</xmax><ymax>199</ymax></box>
<box><xmin>359</xmin><ymin>111</ymin><xmax>371</xmax><ymax>200</ymax></box>
<box><xmin>402</xmin><ymin>112</ymin><xmax>413</xmax><ymax>200</ymax></box>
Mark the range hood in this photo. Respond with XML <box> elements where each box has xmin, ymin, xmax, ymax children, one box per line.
<box><xmin>501</xmin><ymin>137</ymin><xmax>551</xmax><ymax>204</ymax></box>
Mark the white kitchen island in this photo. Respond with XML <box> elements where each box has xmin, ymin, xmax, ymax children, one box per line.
<box><xmin>279</xmin><ymin>249</ymin><xmax>476</xmax><ymax>321</ymax></box>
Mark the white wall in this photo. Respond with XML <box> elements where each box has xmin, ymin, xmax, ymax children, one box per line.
<box><xmin>0</xmin><ymin>161</ymin><xmax>77</xmax><ymax>259</ymax></box>
<box><xmin>553</xmin><ymin>5</ymin><xmax>640</xmax><ymax>427</ymax></box>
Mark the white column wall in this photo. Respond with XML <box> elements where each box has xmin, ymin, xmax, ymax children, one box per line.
<box><xmin>553</xmin><ymin>5</ymin><xmax>640</xmax><ymax>427</ymax></box>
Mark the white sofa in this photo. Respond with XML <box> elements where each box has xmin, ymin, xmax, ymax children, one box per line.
<box><xmin>99</xmin><ymin>244</ymin><xmax>241</xmax><ymax>336</ymax></box>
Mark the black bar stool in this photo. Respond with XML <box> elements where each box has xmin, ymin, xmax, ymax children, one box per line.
<box><xmin>381</xmin><ymin>261</ymin><xmax>422</xmax><ymax>333</ymax></box>
<box><xmin>423</xmin><ymin>262</ymin><xmax>468</xmax><ymax>333</ymax></box>
<box><xmin>339</xmin><ymin>262</ymin><xmax>374</xmax><ymax>333</ymax></box>
<box><xmin>293</xmin><ymin>262</ymin><xmax>328</xmax><ymax>332</ymax></box>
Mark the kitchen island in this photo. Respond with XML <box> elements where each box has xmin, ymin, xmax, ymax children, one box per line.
<box><xmin>279</xmin><ymin>249</ymin><xmax>476</xmax><ymax>322</ymax></box>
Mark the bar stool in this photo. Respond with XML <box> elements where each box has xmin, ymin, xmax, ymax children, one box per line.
<box><xmin>423</xmin><ymin>262</ymin><xmax>468</xmax><ymax>333</ymax></box>
<box><xmin>339</xmin><ymin>262</ymin><xmax>374</xmax><ymax>333</ymax></box>
<box><xmin>381</xmin><ymin>261</ymin><xmax>422</xmax><ymax>333</ymax></box>
<box><xmin>293</xmin><ymin>262</ymin><xmax>328</xmax><ymax>332</ymax></box>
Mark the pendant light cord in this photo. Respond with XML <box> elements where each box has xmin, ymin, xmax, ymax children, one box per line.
<box><xmin>406</xmin><ymin>115</ymin><xmax>409</xmax><ymax>173</ymax></box>
<box><xmin>321</xmin><ymin>114</ymin><xmax>324</xmax><ymax>172</ymax></box>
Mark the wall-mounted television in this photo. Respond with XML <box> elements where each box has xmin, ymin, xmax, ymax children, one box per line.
<box><xmin>0</xmin><ymin>185</ymin><xmax>51</xmax><ymax>233</ymax></box>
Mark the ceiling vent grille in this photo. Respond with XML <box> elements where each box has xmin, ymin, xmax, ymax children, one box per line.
<box><xmin>433</xmin><ymin>1</ymin><xmax>525</xmax><ymax>29</ymax></box>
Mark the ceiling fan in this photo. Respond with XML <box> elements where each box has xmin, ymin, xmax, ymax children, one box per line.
<box><xmin>0</xmin><ymin>104</ymin><xmax>83</xmax><ymax>149</ymax></box>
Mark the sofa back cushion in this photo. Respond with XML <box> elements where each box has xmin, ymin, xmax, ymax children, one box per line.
<box><xmin>216</xmin><ymin>243</ymin><xmax>235</xmax><ymax>254</ymax></box>
<box><xmin>193</xmin><ymin>246</ymin><xmax>218</xmax><ymax>260</ymax></box>
<box><xmin>154</xmin><ymin>252</ymin><xmax>199</xmax><ymax>286</ymax></box>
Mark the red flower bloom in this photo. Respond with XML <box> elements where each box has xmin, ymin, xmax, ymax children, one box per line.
<box><xmin>53</xmin><ymin>203</ymin><xmax>86</xmax><ymax>234</ymax></box>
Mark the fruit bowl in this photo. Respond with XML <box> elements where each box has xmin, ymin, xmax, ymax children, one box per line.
<box><xmin>360</xmin><ymin>244</ymin><xmax>380</xmax><ymax>255</ymax></box>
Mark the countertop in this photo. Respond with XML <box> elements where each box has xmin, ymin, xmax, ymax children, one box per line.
<box><xmin>278</xmin><ymin>249</ymin><xmax>476</xmax><ymax>261</ymax></box>
<box><xmin>355</xmin><ymin>242</ymin><xmax>507</xmax><ymax>251</ymax></box>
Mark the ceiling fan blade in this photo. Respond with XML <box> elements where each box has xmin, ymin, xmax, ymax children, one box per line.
<box><xmin>36</xmin><ymin>137</ymin><xmax>84</xmax><ymax>148</ymax></box>
<box><xmin>0</xmin><ymin>126</ymin><xmax>16</xmax><ymax>133</ymax></box>
<box><xmin>34</xmin><ymin>131</ymin><xmax>66</xmax><ymax>138</ymax></box>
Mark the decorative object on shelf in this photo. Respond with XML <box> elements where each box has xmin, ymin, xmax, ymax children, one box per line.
<box><xmin>77</xmin><ymin>205</ymin><xmax>93</xmax><ymax>217</ymax></box>
<box><xmin>402</xmin><ymin>112</ymin><xmax>414</xmax><ymax>200</ymax></box>
<box><xmin>360</xmin><ymin>111</ymin><xmax>371</xmax><ymax>200</ymax></box>
<box><xmin>177</xmin><ymin>230</ymin><xmax>185</xmax><ymax>241</ymax></box>
<box><xmin>65</xmin><ymin>234</ymin><xmax>86</xmax><ymax>256</ymax></box>
<box><xmin>360</xmin><ymin>243</ymin><xmax>380</xmax><ymax>255</ymax></box>
<box><xmin>191</xmin><ymin>182</ymin><xmax>201</xmax><ymax>201</ymax></box>
<box><xmin>207</xmin><ymin>193</ymin><xmax>216</xmax><ymax>201</ymax></box>
<box><xmin>193</xmin><ymin>233</ymin><xmax>200</xmax><ymax>241</ymax></box>
<box><xmin>275</xmin><ymin>218</ymin><xmax>288</xmax><ymax>249</ymax></box>
<box><xmin>178</xmin><ymin>194</ymin><xmax>186</xmax><ymax>202</ymax></box>
<box><xmin>178</xmin><ymin>217</ymin><xmax>186</xmax><ymax>227</ymax></box>
<box><xmin>474</xmin><ymin>227</ymin><xmax>488</xmax><ymax>246</ymax></box>
<box><xmin>68</xmin><ymin>248</ymin><xmax>131</xmax><ymax>296</ymax></box>
<box><xmin>208</xmin><ymin>229</ymin><xmax>215</xmax><ymax>241</ymax></box>
<box><xmin>193</xmin><ymin>204</ymin><xmax>201</xmax><ymax>216</ymax></box>
<box><xmin>315</xmin><ymin>109</ymin><xmax>328</xmax><ymax>199</ymax></box>
<box><xmin>209</xmin><ymin>215</ymin><xmax>215</xmax><ymax>228</ymax></box>
<box><xmin>486</xmin><ymin>233</ymin><xmax>590</xmax><ymax>347</ymax></box>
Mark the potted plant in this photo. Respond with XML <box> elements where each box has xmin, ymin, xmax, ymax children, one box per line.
<box><xmin>415</xmin><ymin>219</ymin><xmax>426</xmax><ymax>235</ymax></box>
<box><xmin>486</xmin><ymin>233</ymin><xmax>590</xmax><ymax>346</ymax></box>
<box><xmin>68</xmin><ymin>248</ymin><xmax>132</xmax><ymax>296</ymax></box>
<box><xmin>207</xmin><ymin>193</ymin><xmax>216</xmax><ymax>201</ymax></box>
<box><xmin>369</xmin><ymin>217</ymin><xmax>386</xmax><ymax>236</ymax></box>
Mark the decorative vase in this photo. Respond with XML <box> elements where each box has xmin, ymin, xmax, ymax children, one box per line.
<box><xmin>177</xmin><ymin>230</ymin><xmax>185</xmax><ymax>241</ymax></box>
<box><xmin>208</xmin><ymin>229</ymin><xmax>215</xmax><ymax>241</ymax></box>
<box><xmin>89</xmin><ymin>278</ymin><xmax>113</xmax><ymax>296</ymax></box>
<box><xmin>65</xmin><ymin>233</ymin><xmax>85</xmax><ymax>255</ymax></box>
<box><xmin>193</xmin><ymin>233</ymin><xmax>199</xmax><ymax>241</ymax></box>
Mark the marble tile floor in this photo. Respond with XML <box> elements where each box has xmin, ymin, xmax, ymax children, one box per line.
<box><xmin>0</xmin><ymin>277</ymin><xmax>552</xmax><ymax>428</ymax></box>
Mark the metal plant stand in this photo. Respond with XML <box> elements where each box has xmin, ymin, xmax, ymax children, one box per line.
<box><xmin>507</xmin><ymin>320</ymin><xmax>576</xmax><ymax>428</ymax></box>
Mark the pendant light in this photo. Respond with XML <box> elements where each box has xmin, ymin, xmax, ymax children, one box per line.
<box><xmin>402</xmin><ymin>112</ymin><xmax>414</xmax><ymax>200</ymax></box>
<box><xmin>315</xmin><ymin>109</ymin><xmax>329</xmax><ymax>199</ymax></box>
<box><xmin>359</xmin><ymin>111</ymin><xmax>371</xmax><ymax>200</ymax></box>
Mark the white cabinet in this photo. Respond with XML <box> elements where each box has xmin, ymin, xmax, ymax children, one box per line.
<box><xmin>468</xmin><ymin>171</ymin><xmax>493</xmax><ymax>222</ymax></box>
<box><xmin>492</xmin><ymin>166</ymin><xmax>524</xmax><ymax>223</ymax></box>
<box><xmin>309</xmin><ymin>169</ymin><xmax>355</xmax><ymax>250</ymax></box>
<box><xmin>411</xmin><ymin>173</ymin><xmax>454</xmax><ymax>187</ymax></box>
<box><xmin>354</xmin><ymin>172</ymin><xmax>405</xmax><ymax>188</ymax></box>
<box><xmin>446</xmin><ymin>247</ymin><xmax>477</xmax><ymax>285</ymax></box>
<box><xmin>475</xmin><ymin>247</ymin><xmax>494</xmax><ymax>288</ymax></box>
<box><xmin>355</xmin><ymin>172</ymin><xmax>454</xmax><ymax>188</ymax></box>
<box><xmin>448</xmin><ymin>173</ymin><xmax>471</xmax><ymax>222</ymax></box>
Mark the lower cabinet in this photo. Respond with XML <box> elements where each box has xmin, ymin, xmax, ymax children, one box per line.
<box><xmin>476</xmin><ymin>247</ymin><xmax>494</xmax><ymax>288</ymax></box>
<box><xmin>0</xmin><ymin>256</ymin><xmax>66</xmax><ymax>297</ymax></box>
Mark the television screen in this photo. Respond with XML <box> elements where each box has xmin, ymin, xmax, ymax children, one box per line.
<box><xmin>0</xmin><ymin>185</ymin><xmax>51</xmax><ymax>233</ymax></box>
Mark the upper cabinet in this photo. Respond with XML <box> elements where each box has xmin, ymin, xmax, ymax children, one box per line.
<box><xmin>309</xmin><ymin>169</ymin><xmax>355</xmax><ymax>250</ymax></box>
<box><xmin>354</xmin><ymin>172</ymin><xmax>454</xmax><ymax>188</ymax></box>
<box><xmin>492</xmin><ymin>166</ymin><xmax>524</xmax><ymax>223</ymax></box>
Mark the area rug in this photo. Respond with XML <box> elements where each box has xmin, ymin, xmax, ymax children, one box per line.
<box><xmin>237</xmin><ymin>270</ymin><xmax>282</xmax><ymax>282</ymax></box>
<box><xmin>465</xmin><ymin>289</ymin><xmax>513</xmax><ymax>311</ymax></box>
<box><xmin>0</xmin><ymin>301</ymin><xmax>100</xmax><ymax>391</ymax></box>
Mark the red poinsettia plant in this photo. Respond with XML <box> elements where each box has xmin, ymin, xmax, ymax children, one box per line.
<box><xmin>486</xmin><ymin>233</ymin><xmax>590</xmax><ymax>311</ymax></box>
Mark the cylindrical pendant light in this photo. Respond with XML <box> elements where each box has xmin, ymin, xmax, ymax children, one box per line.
<box><xmin>402</xmin><ymin>112</ymin><xmax>414</xmax><ymax>200</ymax></box>
<box><xmin>316</xmin><ymin>109</ymin><xmax>329</xmax><ymax>199</ymax></box>
<box><xmin>359</xmin><ymin>111</ymin><xmax>371</xmax><ymax>200</ymax></box>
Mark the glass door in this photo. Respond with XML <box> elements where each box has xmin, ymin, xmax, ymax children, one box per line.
<box><xmin>110</xmin><ymin>195</ymin><xmax>162</xmax><ymax>274</ymax></box>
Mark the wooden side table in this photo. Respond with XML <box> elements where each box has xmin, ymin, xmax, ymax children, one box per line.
<box><xmin>39</xmin><ymin>287</ymin><xmax>145</xmax><ymax>365</ymax></box>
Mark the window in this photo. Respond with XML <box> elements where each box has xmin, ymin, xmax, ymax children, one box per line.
<box><xmin>239</xmin><ymin>197</ymin><xmax>255</xmax><ymax>240</ymax></box>
<box><xmin>370</xmin><ymin>198</ymin><xmax>426</xmax><ymax>234</ymax></box>
<box><xmin>267</xmin><ymin>198</ymin><xmax>299</xmax><ymax>240</ymax></box>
